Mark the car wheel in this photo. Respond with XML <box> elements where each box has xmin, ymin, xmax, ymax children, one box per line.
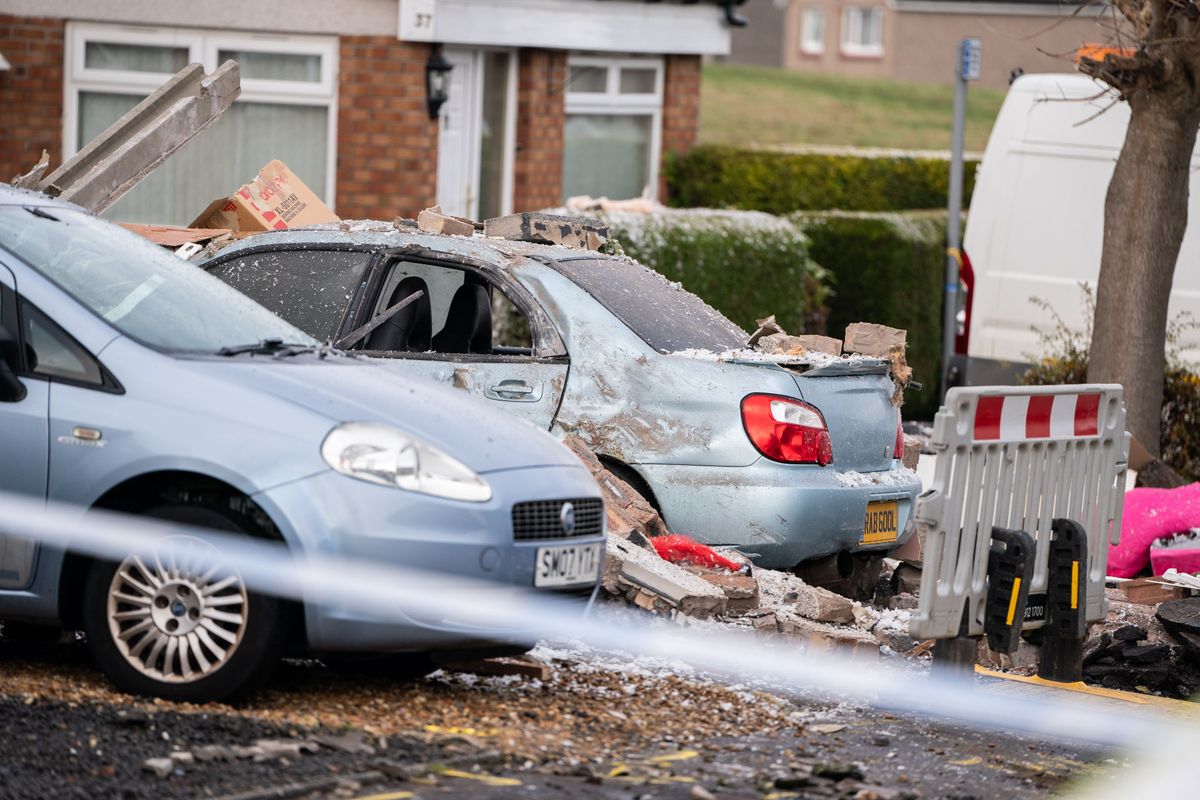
<box><xmin>82</xmin><ymin>504</ymin><xmax>284</xmax><ymax>702</ymax></box>
<box><xmin>321</xmin><ymin>653</ymin><xmax>437</xmax><ymax>681</ymax></box>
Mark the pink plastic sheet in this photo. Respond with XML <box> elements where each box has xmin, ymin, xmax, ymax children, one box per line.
<box><xmin>1107</xmin><ymin>483</ymin><xmax>1200</xmax><ymax>578</ymax></box>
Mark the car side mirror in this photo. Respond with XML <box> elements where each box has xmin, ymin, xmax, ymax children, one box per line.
<box><xmin>0</xmin><ymin>326</ymin><xmax>27</xmax><ymax>403</ymax></box>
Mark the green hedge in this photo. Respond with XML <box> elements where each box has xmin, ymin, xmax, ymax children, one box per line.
<box><xmin>598</xmin><ymin>208</ymin><xmax>830</xmax><ymax>337</ymax></box>
<box><xmin>666</xmin><ymin>145</ymin><xmax>977</xmax><ymax>214</ymax></box>
<box><xmin>795</xmin><ymin>211</ymin><xmax>950</xmax><ymax>419</ymax></box>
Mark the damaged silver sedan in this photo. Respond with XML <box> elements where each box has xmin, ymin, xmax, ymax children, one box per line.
<box><xmin>198</xmin><ymin>220</ymin><xmax>920</xmax><ymax>570</ymax></box>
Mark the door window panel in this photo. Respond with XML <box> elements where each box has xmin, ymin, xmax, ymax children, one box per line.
<box><xmin>20</xmin><ymin>302</ymin><xmax>104</xmax><ymax>385</ymax></box>
<box><xmin>369</xmin><ymin>260</ymin><xmax>535</xmax><ymax>356</ymax></box>
<box><xmin>210</xmin><ymin>250</ymin><xmax>370</xmax><ymax>340</ymax></box>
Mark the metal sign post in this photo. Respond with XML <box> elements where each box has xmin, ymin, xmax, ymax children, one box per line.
<box><xmin>941</xmin><ymin>38</ymin><xmax>981</xmax><ymax>400</ymax></box>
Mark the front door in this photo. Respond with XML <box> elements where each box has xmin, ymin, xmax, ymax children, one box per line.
<box><xmin>0</xmin><ymin>266</ymin><xmax>49</xmax><ymax>590</ymax></box>
<box><xmin>435</xmin><ymin>48</ymin><xmax>515</xmax><ymax>221</ymax></box>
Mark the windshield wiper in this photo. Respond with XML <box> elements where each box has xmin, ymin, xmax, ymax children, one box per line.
<box><xmin>216</xmin><ymin>338</ymin><xmax>316</xmax><ymax>357</ymax></box>
<box><xmin>25</xmin><ymin>206</ymin><xmax>60</xmax><ymax>221</ymax></box>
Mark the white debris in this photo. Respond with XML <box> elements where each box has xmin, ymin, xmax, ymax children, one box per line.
<box><xmin>835</xmin><ymin>467</ymin><xmax>918</xmax><ymax>488</ymax></box>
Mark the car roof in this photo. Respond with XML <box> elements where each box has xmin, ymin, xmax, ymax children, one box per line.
<box><xmin>0</xmin><ymin>185</ymin><xmax>76</xmax><ymax>209</ymax></box>
<box><xmin>198</xmin><ymin>219</ymin><xmax>607</xmax><ymax>272</ymax></box>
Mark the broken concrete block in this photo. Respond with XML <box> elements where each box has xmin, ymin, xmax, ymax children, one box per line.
<box><xmin>441</xmin><ymin>655</ymin><xmax>551</xmax><ymax>681</ymax></box>
<box><xmin>755</xmin><ymin>568</ymin><xmax>855</xmax><ymax>624</ymax></box>
<box><xmin>775</xmin><ymin>608</ymin><xmax>880</xmax><ymax>659</ymax></box>
<box><xmin>1113</xmin><ymin>578</ymin><xmax>1187</xmax><ymax>606</ymax></box>
<box><xmin>484</xmin><ymin>212</ymin><xmax>608</xmax><ymax>250</ymax></box>
<box><xmin>843</xmin><ymin>323</ymin><xmax>906</xmax><ymax>358</ymax></box>
<box><xmin>417</xmin><ymin>205</ymin><xmax>475</xmax><ymax>237</ymax></box>
<box><xmin>901</xmin><ymin>434</ymin><xmax>921</xmax><ymax>470</ymax></box>
<box><xmin>142</xmin><ymin>758</ymin><xmax>174</xmax><ymax>778</ymax></box>
<box><xmin>699</xmin><ymin>572</ymin><xmax>760</xmax><ymax>615</ymax></box>
<box><xmin>757</xmin><ymin>333</ymin><xmax>843</xmax><ymax>356</ymax></box>
<box><xmin>604</xmin><ymin>534</ymin><xmax>727</xmax><ymax>618</ymax></box>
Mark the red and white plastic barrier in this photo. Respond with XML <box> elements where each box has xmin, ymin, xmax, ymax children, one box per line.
<box><xmin>911</xmin><ymin>385</ymin><xmax>1129</xmax><ymax>641</ymax></box>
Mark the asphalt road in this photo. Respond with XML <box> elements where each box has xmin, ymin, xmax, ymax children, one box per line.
<box><xmin>0</xmin><ymin>638</ymin><xmax>1113</xmax><ymax>800</ymax></box>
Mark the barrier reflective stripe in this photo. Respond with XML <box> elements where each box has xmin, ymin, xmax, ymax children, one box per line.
<box><xmin>910</xmin><ymin>385</ymin><xmax>1129</xmax><ymax>641</ymax></box>
<box><xmin>972</xmin><ymin>392</ymin><xmax>1101</xmax><ymax>441</ymax></box>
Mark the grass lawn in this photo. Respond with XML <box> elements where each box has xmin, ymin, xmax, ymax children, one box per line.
<box><xmin>699</xmin><ymin>63</ymin><xmax>1007</xmax><ymax>152</ymax></box>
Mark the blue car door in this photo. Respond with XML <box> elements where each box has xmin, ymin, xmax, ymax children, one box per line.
<box><xmin>0</xmin><ymin>264</ymin><xmax>49</xmax><ymax>590</ymax></box>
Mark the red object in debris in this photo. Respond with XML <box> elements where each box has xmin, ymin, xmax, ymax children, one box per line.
<box><xmin>651</xmin><ymin>534</ymin><xmax>746</xmax><ymax>573</ymax></box>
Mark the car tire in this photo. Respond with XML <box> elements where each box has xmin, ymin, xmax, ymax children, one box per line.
<box><xmin>320</xmin><ymin>653</ymin><xmax>437</xmax><ymax>681</ymax></box>
<box><xmin>82</xmin><ymin>503</ymin><xmax>284</xmax><ymax>703</ymax></box>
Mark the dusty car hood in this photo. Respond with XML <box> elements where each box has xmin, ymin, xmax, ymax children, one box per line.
<box><xmin>188</xmin><ymin>354</ymin><xmax>582</xmax><ymax>474</ymax></box>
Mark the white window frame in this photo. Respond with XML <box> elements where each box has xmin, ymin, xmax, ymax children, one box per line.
<box><xmin>800</xmin><ymin>6</ymin><xmax>826</xmax><ymax>55</ymax></box>
<box><xmin>564</xmin><ymin>55</ymin><xmax>664</xmax><ymax>201</ymax></box>
<box><xmin>840</xmin><ymin>6</ymin><xmax>884</xmax><ymax>58</ymax></box>
<box><xmin>63</xmin><ymin>22</ymin><xmax>339</xmax><ymax>207</ymax></box>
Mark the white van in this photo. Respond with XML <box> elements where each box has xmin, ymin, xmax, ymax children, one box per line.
<box><xmin>952</xmin><ymin>73</ymin><xmax>1200</xmax><ymax>385</ymax></box>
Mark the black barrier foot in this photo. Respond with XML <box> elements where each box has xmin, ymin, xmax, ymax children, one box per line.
<box><xmin>932</xmin><ymin>636</ymin><xmax>978</xmax><ymax>678</ymax></box>
<box><xmin>984</xmin><ymin>527</ymin><xmax>1035</xmax><ymax>653</ymax></box>
<box><xmin>1036</xmin><ymin>518</ymin><xmax>1089</xmax><ymax>683</ymax></box>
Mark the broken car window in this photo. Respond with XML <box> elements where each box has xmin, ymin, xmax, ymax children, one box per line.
<box><xmin>0</xmin><ymin>207</ymin><xmax>313</xmax><ymax>354</ymax></box>
<box><xmin>548</xmin><ymin>257</ymin><xmax>747</xmax><ymax>353</ymax></box>
<box><xmin>210</xmin><ymin>249</ymin><xmax>370</xmax><ymax>340</ymax></box>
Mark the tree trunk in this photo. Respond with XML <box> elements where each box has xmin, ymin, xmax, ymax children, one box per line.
<box><xmin>1087</xmin><ymin>96</ymin><xmax>1200</xmax><ymax>457</ymax></box>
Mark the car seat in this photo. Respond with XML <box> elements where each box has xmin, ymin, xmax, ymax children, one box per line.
<box><xmin>431</xmin><ymin>283</ymin><xmax>492</xmax><ymax>354</ymax></box>
<box><xmin>363</xmin><ymin>276</ymin><xmax>432</xmax><ymax>352</ymax></box>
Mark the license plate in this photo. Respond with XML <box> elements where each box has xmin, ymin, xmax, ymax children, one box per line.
<box><xmin>861</xmin><ymin>500</ymin><xmax>899</xmax><ymax>545</ymax></box>
<box><xmin>534</xmin><ymin>543</ymin><xmax>601</xmax><ymax>588</ymax></box>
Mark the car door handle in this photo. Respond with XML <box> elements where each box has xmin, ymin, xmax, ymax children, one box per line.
<box><xmin>485</xmin><ymin>380</ymin><xmax>542</xmax><ymax>402</ymax></box>
<box><xmin>489</xmin><ymin>382</ymin><xmax>533</xmax><ymax>395</ymax></box>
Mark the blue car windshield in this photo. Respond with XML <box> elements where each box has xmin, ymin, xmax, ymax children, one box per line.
<box><xmin>0</xmin><ymin>206</ymin><xmax>316</xmax><ymax>353</ymax></box>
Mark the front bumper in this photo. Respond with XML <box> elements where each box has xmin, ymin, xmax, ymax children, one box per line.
<box><xmin>638</xmin><ymin>459</ymin><xmax>921</xmax><ymax>569</ymax></box>
<box><xmin>253</xmin><ymin>465</ymin><xmax>604</xmax><ymax>652</ymax></box>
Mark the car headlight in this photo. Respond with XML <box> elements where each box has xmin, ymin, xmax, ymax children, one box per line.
<box><xmin>321</xmin><ymin>422</ymin><xmax>492</xmax><ymax>502</ymax></box>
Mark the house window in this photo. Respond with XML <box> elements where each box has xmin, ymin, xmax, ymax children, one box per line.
<box><xmin>800</xmin><ymin>7</ymin><xmax>826</xmax><ymax>55</ymax></box>
<box><xmin>65</xmin><ymin>23</ymin><xmax>337</xmax><ymax>226</ymax></box>
<box><xmin>563</xmin><ymin>56</ymin><xmax>663</xmax><ymax>202</ymax></box>
<box><xmin>840</xmin><ymin>7</ymin><xmax>884</xmax><ymax>57</ymax></box>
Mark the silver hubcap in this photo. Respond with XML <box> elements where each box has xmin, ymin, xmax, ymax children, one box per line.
<box><xmin>107</xmin><ymin>536</ymin><xmax>248</xmax><ymax>684</ymax></box>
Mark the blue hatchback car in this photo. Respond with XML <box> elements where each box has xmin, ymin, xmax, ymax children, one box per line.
<box><xmin>0</xmin><ymin>188</ymin><xmax>603</xmax><ymax>702</ymax></box>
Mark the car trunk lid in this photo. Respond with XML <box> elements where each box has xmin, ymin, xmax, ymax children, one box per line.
<box><xmin>726</xmin><ymin>356</ymin><xmax>899</xmax><ymax>472</ymax></box>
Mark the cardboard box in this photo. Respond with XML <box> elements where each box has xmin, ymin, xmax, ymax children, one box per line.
<box><xmin>190</xmin><ymin>160</ymin><xmax>338</xmax><ymax>232</ymax></box>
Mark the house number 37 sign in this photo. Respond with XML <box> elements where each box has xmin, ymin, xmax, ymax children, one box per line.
<box><xmin>399</xmin><ymin>0</ymin><xmax>437</xmax><ymax>41</ymax></box>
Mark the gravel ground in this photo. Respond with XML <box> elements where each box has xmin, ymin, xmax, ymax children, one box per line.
<box><xmin>0</xmin><ymin>631</ymin><xmax>1114</xmax><ymax>800</ymax></box>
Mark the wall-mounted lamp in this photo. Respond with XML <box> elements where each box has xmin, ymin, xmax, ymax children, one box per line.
<box><xmin>426</xmin><ymin>45</ymin><xmax>453</xmax><ymax>120</ymax></box>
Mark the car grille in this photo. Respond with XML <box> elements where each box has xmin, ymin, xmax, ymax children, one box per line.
<box><xmin>512</xmin><ymin>498</ymin><xmax>603</xmax><ymax>541</ymax></box>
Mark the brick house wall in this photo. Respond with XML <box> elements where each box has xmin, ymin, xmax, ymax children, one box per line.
<box><xmin>660</xmin><ymin>54</ymin><xmax>702</xmax><ymax>199</ymax></box>
<box><xmin>336</xmin><ymin>36</ymin><xmax>439</xmax><ymax>220</ymax></box>
<box><xmin>512</xmin><ymin>48</ymin><xmax>567</xmax><ymax>213</ymax></box>
<box><xmin>0</xmin><ymin>16</ymin><xmax>65</xmax><ymax>183</ymax></box>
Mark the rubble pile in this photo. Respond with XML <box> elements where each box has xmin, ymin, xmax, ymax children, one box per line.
<box><xmin>563</xmin><ymin>435</ymin><xmax>927</xmax><ymax>660</ymax></box>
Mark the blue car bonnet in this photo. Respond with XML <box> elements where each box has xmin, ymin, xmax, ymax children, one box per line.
<box><xmin>184</xmin><ymin>353</ymin><xmax>581</xmax><ymax>474</ymax></box>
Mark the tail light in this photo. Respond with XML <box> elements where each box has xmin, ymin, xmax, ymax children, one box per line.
<box><xmin>741</xmin><ymin>394</ymin><xmax>832</xmax><ymax>466</ymax></box>
<box><xmin>894</xmin><ymin>414</ymin><xmax>905</xmax><ymax>461</ymax></box>
<box><xmin>955</xmin><ymin>248</ymin><xmax>975</xmax><ymax>355</ymax></box>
